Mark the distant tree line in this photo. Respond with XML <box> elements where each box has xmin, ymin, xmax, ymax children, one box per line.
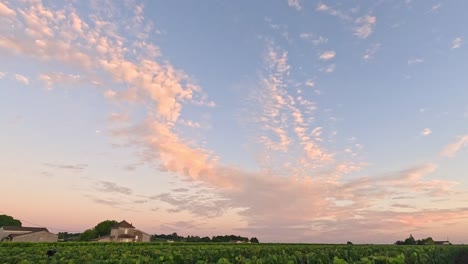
<box><xmin>395</xmin><ymin>234</ymin><xmax>435</xmax><ymax>245</ymax></box>
<box><xmin>151</xmin><ymin>232</ymin><xmax>259</xmax><ymax>243</ymax></box>
<box><xmin>58</xmin><ymin>232</ymin><xmax>81</xmax><ymax>242</ymax></box>
<box><xmin>1</xmin><ymin>215</ymin><xmax>260</xmax><ymax>243</ymax></box>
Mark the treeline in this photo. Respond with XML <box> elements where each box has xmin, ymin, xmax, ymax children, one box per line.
<box><xmin>151</xmin><ymin>232</ymin><xmax>259</xmax><ymax>243</ymax></box>
<box><xmin>2</xmin><ymin>215</ymin><xmax>260</xmax><ymax>243</ymax></box>
<box><xmin>395</xmin><ymin>234</ymin><xmax>446</xmax><ymax>245</ymax></box>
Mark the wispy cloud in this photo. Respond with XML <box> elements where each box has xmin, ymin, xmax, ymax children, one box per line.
<box><xmin>441</xmin><ymin>135</ymin><xmax>468</xmax><ymax>157</ymax></box>
<box><xmin>315</xmin><ymin>3</ymin><xmax>351</xmax><ymax>21</ymax></box>
<box><xmin>108</xmin><ymin>113</ymin><xmax>129</xmax><ymax>123</ymax></box>
<box><xmin>287</xmin><ymin>0</ymin><xmax>302</xmax><ymax>11</ymax></box>
<box><xmin>315</xmin><ymin>4</ymin><xmax>375</xmax><ymax>39</ymax></box>
<box><xmin>92</xmin><ymin>198</ymin><xmax>121</xmax><ymax>207</ymax></box>
<box><xmin>431</xmin><ymin>3</ymin><xmax>442</xmax><ymax>12</ymax></box>
<box><xmin>363</xmin><ymin>43</ymin><xmax>381</xmax><ymax>61</ymax></box>
<box><xmin>354</xmin><ymin>15</ymin><xmax>377</xmax><ymax>39</ymax></box>
<box><xmin>319</xmin><ymin>51</ymin><xmax>336</xmax><ymax>61</ymax></box>
<box><xmin>44</xmin><ymin>163</ymin><xmax>87</xmax><ymax>171</ymax></box>
<box><xmin>14</xmin><ymin>74</ymin><xmax>29</xmax><ymax>85</ymax></box>
<box><xmin>408</xmin><ymin>58</ymin><xmax>424</xmax><ymax>65</ymax></box>
<box><xmin>150</xmin><ymin>192</ymin><xmax>229</xmax><ymax>217</ymax></box>
<box><xmin>96</xmin><ymin>181</ymin><xmax>133</xmax><ymax>195</ymax></box>
<box><xmin>38</xmin><ymin>73</ymin><xmax>87</xmax><ymax>90</ymax></box>
<box><xmin>325</xmin><ymin>64</ymin><xmax>336</xmax><ymax>73</ymax></box>
<box><xmin>172</xmin><ymin>188</ymin><xmax>189</xmax><ymax>193</ymax></box>
<box><xmin>452</xmin><ymin>37</ymin><xmax>463</xmax><ymax>49</ymax></box>
<box><xmin>299</xmin><ymin>33</ymin><xmax>328</xmax><ymax>45</ymax></box>
<box><xmin>305</xmin><ymin>80</ymin><xmax>315</xmax><ymax>87</ymax></box>
<box><xmin>264</xmin><ymin>17</ymin><xmax>291</xmax><ymax>41</ymax></box>
<box><xmin>392</xmin><ymin>203</ymin><xmax>414</xmax><ymax>209</ymax></box>
<box><xmin>179</xmin><ymin>119</ymin><xmax>201</xmax><ymax>128</ymax></box>
<box><xmin>421</xmin><ymin>128</ymin><xmax>432</xmax><ymax>136</ymax></box>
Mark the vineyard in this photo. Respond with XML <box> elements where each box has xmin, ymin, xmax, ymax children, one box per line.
<box><xmin>1</xmin><ymin>242</ymin><xmax>468</xmax><ymax>264</ymax></box>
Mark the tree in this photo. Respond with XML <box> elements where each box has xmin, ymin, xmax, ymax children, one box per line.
<box><xmin>424</xmin><ymin>237</ymin><xmax>435</xmax><ymax>245</ymax></box>
<box><xmin>78</xmin><ymin>229</ymin><xmax>97</xmax><ymax>241</ymax></box>
<box><xmin>0</xmin><ymin>215</ymin><xmax>22</xmax><ymax>227</ymax></box>
<box><xmin>346</xmin><ymin>241</ymin><xmax>353</xmax><ymax>245</ymax></box>
<box><xmin>58</xmin><ymin>232</ymin><xmax>81</xmax><ymax>242</ymax></box>
<box><xmin>201</xmin><ymin>236</ymin><xmax>211</xmax><ymax>242</ymax></box>
<box><xmin>250</xmin><ymin>237</ymin><xmax>259</xmax><ymax>243</ymax></box>
<box><xmin>404</xmin><ymin>234</ymin><xmax>416</xmax><ymax>245</ymax></box>
<box><xmin>94</xmin><ymin>220</ymin><xmax>118</xmax><ymax>237</ymax></box>
<box><xmin>77</xmin><ymin>219</ymin><xmax>118</xmax><ymax>241</ymax></box>
<box><xmin>417</xmin><ymin>237</ymin><xmax>435</xmax><ymax>245</ymax></box>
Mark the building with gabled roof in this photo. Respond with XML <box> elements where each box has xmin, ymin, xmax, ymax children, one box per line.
<box><xmin>105</xmin><ymin>220</ymin><xmax>150</xmax><ymax>242</ymax></box>
<box><xmin>0</xmin><ymin>226</ymin><xmax>58</xmax><ymax>242</ymax></box>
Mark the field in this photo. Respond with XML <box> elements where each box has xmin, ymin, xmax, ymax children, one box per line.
<box><xmin>1</xmin><ymin>243</ymin><xmax>468</xmax><ymax>264</ymax></box>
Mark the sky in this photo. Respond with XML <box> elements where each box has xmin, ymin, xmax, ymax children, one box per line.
<box><xmin>1</xmin><ymin>0</ymin><xmax>468</xmax><ymax>244</ymax></box>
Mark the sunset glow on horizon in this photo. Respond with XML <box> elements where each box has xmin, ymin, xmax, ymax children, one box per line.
<box><xmin>1</xmin><ymin>0</ymin><xmax>468</xmax><ymax>244</ymax></box>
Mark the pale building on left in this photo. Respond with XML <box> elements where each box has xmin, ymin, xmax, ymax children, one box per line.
<box><xmin>0</xmin><ymin>226</ymin><xmax>58</xmax><ymax>242</ymax></box>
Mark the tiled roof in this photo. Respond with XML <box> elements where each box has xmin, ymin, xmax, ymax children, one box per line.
<box><xmin>135</xmin><ymin>229</ymin><xmax>151</xmax><ymax>236</ymax></box>
<box><xmin>7</xmin><ymin>230</ymin><xmax>46</xmax><ymax>238</ymax></box>
<box><xmin>114</xmin><ymin>220</ymin><xmax>134</xmax><ymax>228</ymax></box>
<box><xmin>1</xmin><ymin>226</ymin><xmax>48</xmax><ymax>232</ymax></box>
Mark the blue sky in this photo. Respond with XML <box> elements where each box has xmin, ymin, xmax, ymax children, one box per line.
<box><xmin>1</xmin><ymin>0</ymin><xmax>468</xmax><ymax>243</ymax></box>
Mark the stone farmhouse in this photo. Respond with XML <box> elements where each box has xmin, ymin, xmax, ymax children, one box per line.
<box><xmin>95</xmin><ymin>220</ymin><xmax>150</xmax><ymax>242</ymax></box>
<box><xmin>0</xmin><ymin>226</ymin><xmax>58</xmax><ymax>242</ymax></box>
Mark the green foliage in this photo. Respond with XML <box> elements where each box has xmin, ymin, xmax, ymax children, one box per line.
<box><xmin>94</xmin><ymin>220</ymin><xmax>118</xmax><ymax>237</ymax></box>
<box><xmin>0</xmin><ymin>214</ymin><xmax>22</xmax><ymax>227</ymax></box>
<box><xmin>404</xmin><ymin>234</ymin><xmax>416</xmax><ymax>245</ymax></box>
<box><xmin>333</xmin><ymin>256</ymin><xmax>348</xmax><ymax>264</ymax></box>
<box><xmin>250</xmin><ymin>237</ymin><xmax>259</xmax><ymax>243</ymax></box>
<box><xmin>78</xmin><ymin>229</ymin><xmax>97</xmax><ymax>241</ymax></box>
<box><xmin>418</xmin><ymin>237</ymin><xmax>435</xmax><ymax>245</ymax></box>
<box><xmin>77</xmin><ymin>219</ymin><xmax>118</xmax><ymax>241</ymax></box>
<box><xmin>212</xmin><ymin>235</ymin><xmax>249</xmax><ymax>243</ymax></box>
<box><xmin>0</xmin><ymin>243</ymin><xmax>467</xmax><ymax>263</ymax></box>
<box><xmin>396</xmin><ymin>234</ymin><xmax>438</xmax><ymax>245</ymax></box>
<box><xmin>58</xmin><ymin>232</ymin><xmax>81</xmax><ymax>242</ymax></box>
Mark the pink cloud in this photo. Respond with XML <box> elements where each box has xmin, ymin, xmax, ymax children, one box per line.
<box><xmin>14</xmin><ymin>74</ymin><xmax>29</xmax><ymax>85</ymax></box>
<box><xmin>2</xmin><ymin>0</ymin><xmax>467</xmax><ymax>243</ymax></box>
<box><xmin>354</xmin><ymin>15</ymin><xmax>376</xmax><ymax>39</ymax></box>
<box><xmin>441</xmin><ymin>135</ymin><xmax>468</xmax><ymax>157</ymax></box>
<box><xmin>0</xmin><ymin>2</ymin><xmax>15</xmax><ymax>16</ymax></box>
<box><xmin>319</xmin><ymin>51</ymin><xmax>336</xmax><ymax>60</ymax></box>
<box><xmin>287</xmin><ymin>0</ymin><xmax>302</xmax><ymax>11</ymax></box>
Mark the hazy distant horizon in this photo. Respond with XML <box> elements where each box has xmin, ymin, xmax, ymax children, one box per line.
<box><xmin>1</xmin><ymin>0</ymin><xmax>467</xmax><ymax>244</ymax></box>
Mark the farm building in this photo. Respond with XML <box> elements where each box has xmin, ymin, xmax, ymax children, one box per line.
<box><xmin>435</xmin><ymin>240</ymin><xmax>452</xmax><ymax>245</ymax></box>
<box><xmin>98</xmin><ymin>220</ymin><xmax>150</xmax><ymax>242</ymax></box>
<box><xmin>0</xmin><ymin>226</ymin><xmax>58</xmax><ymax>242</ymax></box>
